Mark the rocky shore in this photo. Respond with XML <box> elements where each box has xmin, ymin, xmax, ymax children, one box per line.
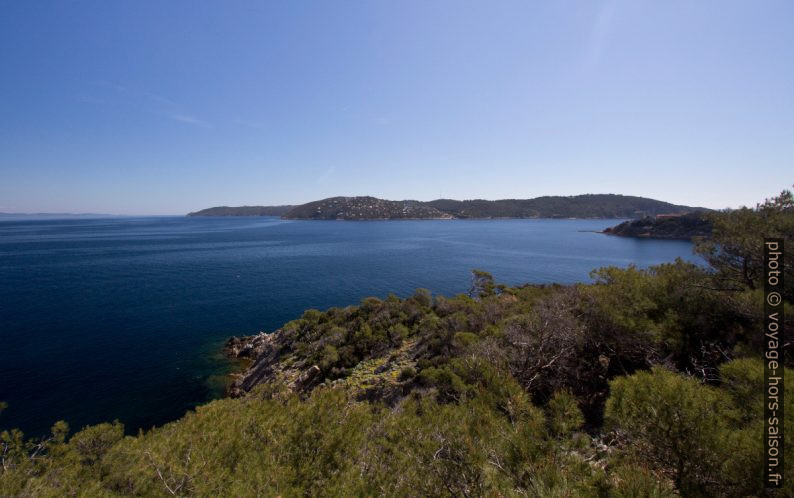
<box><xmin>225</xmin><ymin>326</ymin><xmax>419</xmax><ymax>403</ymax></box>
<box><xmin>224</xmin><ymin>331</ymin><xmax>315</xmax><ymax>397</ymax></box>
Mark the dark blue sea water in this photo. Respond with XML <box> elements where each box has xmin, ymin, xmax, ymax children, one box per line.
<box><xmin>0</xmin><ymin>216</ymin><xmax>699</xmax><ymax>436</ymax></box>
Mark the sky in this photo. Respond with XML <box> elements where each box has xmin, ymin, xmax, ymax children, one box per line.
<box><xmin>0</xmin><ymin>1</ymin><xmax>792</xmax><ymax>215</ymax></box>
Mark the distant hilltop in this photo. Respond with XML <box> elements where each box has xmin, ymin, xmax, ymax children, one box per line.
<box><xmin>283</xmin><ymin>197</ymin><xmax>453</xmax><ymax>220</ymax></box>
<box><xmin>187</xmin><ymin>194</ymin><xmax>708</xmax><ymax>220</ymax></box>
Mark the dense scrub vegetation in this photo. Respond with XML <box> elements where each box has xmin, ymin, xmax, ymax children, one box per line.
<box><xmin>2</xmin><ymin>189</ymin><xmax>792</xmax><ymax>496</ymax></box>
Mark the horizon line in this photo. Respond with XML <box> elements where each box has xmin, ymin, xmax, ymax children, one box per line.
<box><xmin>4</xmin><ymin>190</ymin><xmax>750</xmax><ymax>217</ymax></box>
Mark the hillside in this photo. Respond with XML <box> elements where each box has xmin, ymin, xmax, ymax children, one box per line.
<box><xmin>604</xmin><ymin>212</ymin><xmax>713</xmax><ymax>239</ymax></box>
<box><xmin>187</xmin><ymin>205</ymin><xmax>294</xmax><ymax>217</ymax></box>
<box><xmin>189</xmin><ymin>194</ymin><xmax>706</xmax><ymax>219</ymax></box>
<box><xmin>427</xmin><ymin>194</ymin><xmax>704</xmax><ymax>219</ymax></box>
<box><xmin>282</xmin><ymin>196</ymin><xmax>453</xmax><ymax>220</ymax></box>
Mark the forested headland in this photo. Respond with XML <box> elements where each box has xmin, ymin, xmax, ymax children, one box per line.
<box><xmin>603</xmin><ymin>212</ymin><xmax>713</xmax><ymax>240</ymax></box>
<box><xmin>2</xmin><ymin>189</ymin><xmax>792</xmax><ymax>497</ymax></box>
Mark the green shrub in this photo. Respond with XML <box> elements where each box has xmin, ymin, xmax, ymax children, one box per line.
<box><xmin>411</xmin><ymin>288</ymin><xmax>433</xmax><ymax>307</ymax></box>
<box><xmin>609</xmin><ymin>464</ymin><xmax>676</xmax><ymax>498</ymax></box>
<box><xmin>547</xmin><ymin>390</ymin><xmax>584</xmax><ymax>437</ymax></box>
<box><xmin>719</xmin><ymin>357</ymin><xmax>764</xmax><ymax>423</ymax></box>
<box><xmin>418</xmin><ymin>366</ymin><xmax>467</xmax><ymax>401</ymax></box>
<box><xmin>398</xmin><ymin>367</ymin><xmax>416</xmax><ymax>381</ymax></box>
<box><xmin>316</xmin><ymin>344</ymin><xmax>339</xmax><ymax>372</ymax></box>
<box><xmin>69</xmin><ymin>421</ymin><xmax>124</xmax><ymax>465</ymax></box>
<box><xmin>606</xmin><ymin>367</ymin><xmax>732</xmax><ymax>493</ymax></box>
<box><xmin>452</xmin><ymin>331</ymin><xmax>478</xmax><ymax>349</ymax></box>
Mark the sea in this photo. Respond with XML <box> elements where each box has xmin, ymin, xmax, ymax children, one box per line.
<box><xmin>0</xmin><ymin>216</ymin><xmax>700</xmax><ymax>436</ymax></box>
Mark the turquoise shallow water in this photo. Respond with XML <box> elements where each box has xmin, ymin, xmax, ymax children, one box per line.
<box><xmin>0</xmin><ymin>216</ymin><xmax>699</xmax><ymax>435</ymax></box>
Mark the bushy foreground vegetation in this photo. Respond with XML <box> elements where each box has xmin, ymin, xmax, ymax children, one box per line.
<box><xmin>2</xmin><ymin>190</ymin><xmax>792</xmax><ymax>497</ymax></box>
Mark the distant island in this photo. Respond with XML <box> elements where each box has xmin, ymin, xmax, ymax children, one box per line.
<box><xmin>0</xmin><ymin>212</ymin><xmax>120</xmax><ymax>218</ymax></box>
<box><xmin>603</xmin><ymin>212</ymin><xmax>713</xmax><ymax>240</ymax></box>
<box><xmin>188</xmin><ymin>194</ymin><xmax>706</xmax><ymax>220</ymax></box>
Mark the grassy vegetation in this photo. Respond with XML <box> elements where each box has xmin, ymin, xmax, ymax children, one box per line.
<box><xmin>1</xmin><ymin>189</ymin><xmax>792</xmax><ymax>497</ymax></box>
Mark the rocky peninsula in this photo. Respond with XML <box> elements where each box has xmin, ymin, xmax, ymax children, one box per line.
<box><xmin>603</xmin><ymin>212</ymin><xmax>712</xmax><ymax>240</ymax></box>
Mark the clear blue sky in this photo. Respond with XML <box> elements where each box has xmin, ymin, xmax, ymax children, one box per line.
<box><xmin>1</xmin><ymin>1</ymin><xmax>792</xmax><ymax>214</ymax></box>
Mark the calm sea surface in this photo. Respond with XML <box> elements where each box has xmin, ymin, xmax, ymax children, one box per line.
<box><xmin>0</xmin><ymin>216</ymin><xmax>699</xmax><ymax>435</ymax></box>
